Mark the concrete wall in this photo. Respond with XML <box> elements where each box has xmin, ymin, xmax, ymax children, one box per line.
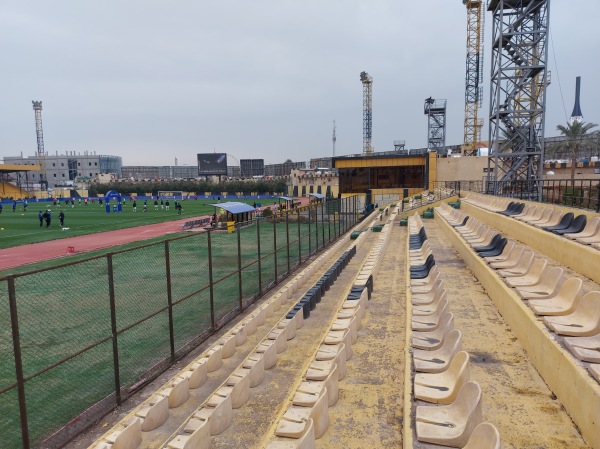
<box><xmin>435</xmin><ymin>156</ymin><xmax>489</xmax><ymax>182</ymax></box>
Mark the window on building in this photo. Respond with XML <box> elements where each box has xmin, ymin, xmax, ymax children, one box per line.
<box><xmin>89</xmin><ymin>173</ymin><xmax>93</xmax><ymax>177</ymax></box>
<box><xmin>62</xmin><ymin>174</ymin><xmax>65</xmax><ymax>177</ymax></box>
<box><xmin>53</xmin><ymin>174</ymin><xmax>57</xmax><ymax>177</ymax></box>
<box><xmin>61</xmin><ymin>163</ymin><xmax>64</xmax><ymax>167</ymax></box>
<box><xmin>95</xmin><ymin>162</ymin><xmax>97</xmax><ymax>166</ymax></box>
<box><xmin>52</xmin><ymin>163</ymin><xmax>56</xmax><ymax>167</ymax></box>
<box><xmin>78</xmin><ymin>163</ymin><xmax>81</xmax><ymax>166</ymax></box>
<box><xmin>89</xmin><ymin>162</ymin><xmax>92</xmax><ymax>166</ymax></box>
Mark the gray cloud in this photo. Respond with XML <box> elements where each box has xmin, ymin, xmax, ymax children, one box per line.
<box><xmin>1</xmin><ymin>1</ymin><xmax>598</xmax><ymax>166</ymax></box>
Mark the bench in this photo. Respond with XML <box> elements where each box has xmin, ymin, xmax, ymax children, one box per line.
<box><xmin>181</xmin><ymin>217</ymin><xmax>211</xmax><ymax>230</ymax></box>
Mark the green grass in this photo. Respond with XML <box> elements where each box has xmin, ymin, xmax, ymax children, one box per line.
<box><xmin>0</xmin><ymin>197</ymin><xmax>282</xmax><ymax>250</ymax></box>
<box><xmin>0</xmin><ymin>207</ymin><xmax>353</xmax><ymax>447</ymax></box>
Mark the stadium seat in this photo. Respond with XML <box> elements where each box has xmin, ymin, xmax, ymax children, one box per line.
<box><xmin>544</xmin><ymin>292</ymin><xmax>600</xmax><ymax>336</ymax></box>
<box><xmin>412</xmin><ymin>314</ymin><xmax>455</xmax><ymax>351</ymax></box>
<box><xmin>167</xmin><ymin>417</ymin><xmax>210</xmax><ymax>449</ymax></box>
<box><xmin>416</xmin><ymin>381</ymin><xmax>483</xmax><ymax>447</ymax></box>
<box><xmin>413</xmin><ymin>329</ymin><xmax>462</xmax><ymax>373</ymax></box>
<box><xmin>463</xmin><ymin>422</ymin><xmax>501</xmax><ymax>449</ymax></box>
<box><xmin>414</xmin><ymin>351</ymin><xmax>470</xmax><ymax>404</ymax></box>
<box><xmin>276</xmin><ymin>389</ymin><xmax>329</xmax><ymax>439</ymax></box>
<box><xmin>515</xmin><ymin>267</ymin><xmax>565</xmax><ymax>300</ymax></box>
<box><xmin>528</xmin><ymin>278</ymin><xmax>583</xmax><ymax>316</ymax></box>
<box><xmin>266</xmin><ymin>418</ymin><xmax>316</xmax><ymax>449</ymax></box>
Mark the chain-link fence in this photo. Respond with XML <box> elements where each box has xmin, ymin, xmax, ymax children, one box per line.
<box><xmin>0</xmin><ymin>196</ymin><xmax>358</xmax><ymax>448</ymax></box>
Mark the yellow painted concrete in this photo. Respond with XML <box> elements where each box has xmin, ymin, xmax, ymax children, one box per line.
<box><xmin>428</xmin><ymin>153</ymin><xmax>437</xmax><ymax>191</ymax></box>
<box><xmin>397</xmin><ymin>197</ymin><xmax>459</xmax><ymax>221</ymax></box>
<box><xmin>0</xmin><ymin>163</ymin><xmax>41</xmax><ymax>171</ymax></box>
<box><xmin>403</xmin><ymin>228</ymin><xmax>414</xmax><ymax>449</ymax></box>
<box><xmin>334</xmin><ymin>157</ymin><xmax>426</xmax><ymax>169</ymax></box>
<box><xmin>436</xmin><ymin>214</ymin><xmax>600</xmax><ymax>449</ymax></box>
<box><xmin>461</xmin><ymin>200</ymin><xmax>600</xmax><ymax>285</ymax></box>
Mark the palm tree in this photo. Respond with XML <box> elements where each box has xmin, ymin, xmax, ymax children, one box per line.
<box><xmin>552</xmin><ymin>121</ymin><xmax>600</xmax><ymax>183</ymax></box>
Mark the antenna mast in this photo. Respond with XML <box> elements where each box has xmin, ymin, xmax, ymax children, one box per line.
<box><xmin>32</xmin><ymin>101</ymin><xmax>48</xmax><ymax>191</ymax></box>
<box><xmin>332</xmin><ymin>120</ymin><xmax>337</xmax><ymax>157</ymax></box>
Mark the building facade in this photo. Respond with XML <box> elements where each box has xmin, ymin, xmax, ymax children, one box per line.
<box><xmin>4</xmin><ymin>153</ymin><xmax>122</xmax><ymax>187</ymax></box>
<box><xmin>264</xmin><ymin>161</ymin><xmax>306</xmax><ymax>177</ymax></box>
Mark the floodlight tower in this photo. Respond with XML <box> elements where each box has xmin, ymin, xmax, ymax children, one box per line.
<box><xmin>487</xmin><ymin>0</ymin><xmax>551</xmax><ymax>200</ymax></box>
<box><xmin>360</xmin><ymin>71</ymin><xmax>373</xmax><ymax>156</ymax></box>
<box><xmin>32</xmin><ymin>101</ymin><xmax>48</xmax><ymax>190</ymax></box>
<box><xmin>462</xmin><ymin>0</ymin><xmax>485</xmax><ymax>156</ymax></box>
<box><xmin>424</xmin><ymin>97</ymin><xmax>447</xmax><ymax>154</ymax></box>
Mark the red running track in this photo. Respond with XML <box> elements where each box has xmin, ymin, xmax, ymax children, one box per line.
<box><xmin>0</xmin><ymin>216</ymin><xmax>204</xmax><ymax>272</ymax></box>
<box><xmin>0</xmin><ymin>198</ymin><xmax>314</xmax><ymax>272</ymax></box>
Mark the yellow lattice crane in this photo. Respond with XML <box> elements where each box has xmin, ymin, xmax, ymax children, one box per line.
<box><xmin>462</xmin><ymin>1</ymin><xmax>485</xmax><ymax>156</ymax></box>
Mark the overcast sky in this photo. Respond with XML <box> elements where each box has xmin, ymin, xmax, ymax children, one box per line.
<box><xmin>1</xmin><ymin>1</ymin><xmax>599</xmax><ymax>166</ymax></box>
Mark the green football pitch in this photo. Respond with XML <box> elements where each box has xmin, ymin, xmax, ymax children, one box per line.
<box><xmin>0</xmin><ymin>197</ymin><xmax>282</xmax><ymax>250</ymax></box>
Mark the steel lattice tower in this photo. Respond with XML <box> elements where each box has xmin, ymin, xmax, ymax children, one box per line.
<box><xmin>487</xmin><ymin>0</ymin><xmax>551</xmax><ymax>200</ymax></box>
<box><xmin>32</xmin><ymin>101</ymin><xmax>48</xmax><ymax>190</ymax></box>
<box><xmin>424</xmin><ymin>98</ymin><xmax>447</xmax><ymax>154</ymax></box>
<box><xmin>360</xmin><ymin>71</ymin><xmax>373</xmax><ymax>156</ymax></box>
<box><xmin>462</xmin><ymin>0</ymin><xmax>485</xmax><ymax>156</ymax></box>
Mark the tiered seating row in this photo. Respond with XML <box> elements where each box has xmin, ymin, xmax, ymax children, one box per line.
<box><xmin>465</xmin><ymin>193</ymin><xmax>600</xmax><ymax>250</ymax></box>
<box><xmin>91</xmin><ymin>229</ymin><xmax>364</xmax><ymax>449</ymax></box>
<box><xmin>436</xmin><ymin>202</ymin><xmax>600</xmax><ymax>448</ymax></box>
<box><xmin>264</xmin><ymin>202</ymin><xmax>398</xmax><ymax>447</ymax></box>
<box><xmin>438</xmin><ymin>203</ymin><xmax>600</xmax><ymax>385</ymax></box>
<box><xmin>406</xmin><ymin>213</ymin><xmax>501</xmax><ymax>449</ymax></box>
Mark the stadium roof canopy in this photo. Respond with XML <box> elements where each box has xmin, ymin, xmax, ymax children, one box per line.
<box><xmin>209</xmin><ymin>202</ymin><xmax>256</xmax><ymax>214</ymax></box>
<box><xmin>0</xmin><ymin>164</ymin><xmax>41</xmax><ymax>174</ymax></box>
<box><xmin>278</xmin><ymin>196</ymin><xmax>293</xmax><ymax>201</ymax></box>
<box><xmin>309</xmin><ymin>193</ymin><xmax>326</xmax><ymax>199</ymax></box>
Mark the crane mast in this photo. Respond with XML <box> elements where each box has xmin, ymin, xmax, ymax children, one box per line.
<box><xmin>462</xmin><ymin>0</ymin><xmax>485</xmax><ymax>156</ymax></box>
<box><xmin>360</xmin><ymin>71</ymin><xmax>373</xmax><ymax>156</ymax></box>
<box><xmin>32</xmin><ymin>101</ymin><xmax>48</xmax><ymax>190</ymax></box>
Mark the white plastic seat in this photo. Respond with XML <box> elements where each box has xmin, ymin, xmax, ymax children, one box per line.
<box><xmin>413</xmin><ymin>329</ymin><xmax>462</xmax><ymax>373</ymax></box>
<box><xmin>528</xmin><ymin>278</ymin><xmax>584</xmax><ymax>316</ymax></box>
<box><xmin>463</xmin><ymin>422</ymin><xmax>501</xmax><ymax>449</ymax></box>
<box><xmin>544</xmin><ymin>291</ymin><xmax>600</xmax><ymax>336</ymax></box>
<box><xmin>416</xmin><ymin>381</ymin><xmax>483</xmax><ymax>447</ymax></box>
<box><xmin>266</xmin><ymin>418</ymin><xmax>316</xmax><ymax>449</ymax></box>
<box><xmin>414</xmin><ymin>351</ymin><xmax>470</xmax><ymax>404</ymax></box>
<box><xmin>276</xmin><ymin>389</ymin><xmax>329</xmax><ymax>440</ymax></box>
<box><xmin>412</xmin><ymin>314</ymin><xmax>455</xmax><ymax>350</ymax></box>
<box><xmin>168</xmin><ymin>417</ymin><xmax>210</xmax><ymax>449</ymax></box>
<box><xmin>135</xmin><ymin>394</ymin><xmax>169</xmax><ymax>431</ymax></box>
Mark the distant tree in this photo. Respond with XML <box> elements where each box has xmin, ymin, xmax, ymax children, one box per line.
<box><xmin>552</xmin><ymin>121</ymin><xmax>600</xmax><ymax>183</ymax></box>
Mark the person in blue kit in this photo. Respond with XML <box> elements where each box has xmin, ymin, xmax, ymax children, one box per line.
<box><xmin>0</xmin><ymin>203</ymin><xmax>3</xmax><ymax>213</ymax></box>
<box><xmin>38</xmin><ymin>210</ymin><xmax>43</xmax><ymax>227</ymax></box>
<box><xmin>59</xmin><ymin>210</ymin><xmax>65</xmax><ymax>227</ymax></box>
<box><xmin>12</xmin><ymin>200</ymin><xmax>17</xmax><ymax>212</ymax></box>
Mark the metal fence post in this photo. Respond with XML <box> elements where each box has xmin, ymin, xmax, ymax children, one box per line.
<box><xmin>273</xmin><ymin>217</ymin><xmax>278</xmax><ymax>282</ymax></box>
<box><xmin>257</xmin><ymin>218</ymin><xmax>262</xmax><ymax>295</ymax></box>
<box><xmin>314</xmin><ymin>203</ymin><xmax>319</xmax><ymax>253</ymax></box>
<box><xmin>321</xmin><ymin>201</ymin><xmax>325</xmax><ymax>247</ymax></box>
<box><xmin>237</xmin><ymin>225</ymin><xmax>243</xmax><ymax>310</ymax></box>
<box><xmin>8</xmin><ymin>276</ymin><xmax>30</xmax><ymax>449</ymax></box>
<box><xmin>164</xmin><ymin>241</ymin><xmax>175</xmax><ymax>362</ymax></box>
<box><xmin>207</xmin><ymin>231</ymin><xmax>215</xmax><ymax>329</ymax></box>
<box><xmin>107</xmin><ymin>254</ymin><xmax>122</xmax><ymax>406</ymax></box>
<box><xmin>308</xmin><ymin>205</ymin><xmax>312</xmax><ymax>256</ymax></box>
<box><xmin>286</xmin><ymin>211</ymin><xmax>290</xmax><ymax>273</ymax></box>
<box><xmin>297</xmin><ymin>210</ymin><xmax>302</xmax><ymax>264</ymax></box>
